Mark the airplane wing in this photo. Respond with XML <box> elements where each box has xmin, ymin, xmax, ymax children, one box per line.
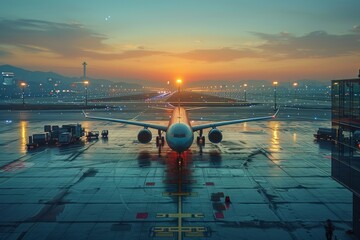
<box><xmin>192</xmin><ymin>109</ymin><xmax>279</xmax><ymax>132</ymax></box>
<box><xmin>83</xmin><ymin>111</ymin><xmax>168</xmax><ymax>132</ymax></box>
<box><xmin>148</xmin><ymin>106</ymin><xmax>174</xmax><ymax>111</ymax></box>
<box><xmin>185</xmin><ymin>107</ymin><xmax>207</xmax><ymax>111</ymax></box>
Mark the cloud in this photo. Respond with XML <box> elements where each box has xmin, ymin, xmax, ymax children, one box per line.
<box><xmin>1</xmin><ymin>18</ymin><xmax>359</xmax><ymax>63</ymax></box>
<box><xmin>353</xmin><ymin>25</ymin><xmax>360</xmax><ymax>33</ymax></box>
<box><xmin>0</xmin><ymin>49</ymin><xmax>11</xmax><ymax>57</ymax></box>
<box><xmin>176</xmin><ymin>28</ymin><xmax>360</xmax><ymax>62</ymax></box>
<box><xmin>0</xmin><ymin>19</ymin><xmax>165</xmax><ymax>60</ymax></box>
<box><xmin>0</xmin><ymin>19</ymin><xmax>108</xmax><ymax>57</ymax></box>
<box><xmin>176</xmin><ymin>48</ymin><xmax>256</xmax><ymax>62</ymax></box>
<box><xmin>83</xmin><ymin>49</ymin><xmax>166</xmax><ymax>60</ymax></box>
<box><xmin>253</xmin><ymin>29</ymin><xmax>360</xmax><ymax>59</ymax></box>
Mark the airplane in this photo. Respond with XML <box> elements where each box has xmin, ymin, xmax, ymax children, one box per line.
<box><xmin>83</xmin><ymin>104</ymin><xmax>279</xmax><ymax>155</ymax></box>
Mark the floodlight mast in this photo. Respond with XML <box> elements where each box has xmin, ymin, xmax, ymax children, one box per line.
<box><xmin>176</xmin><ymin>79</ymin><xmax>182</xmax><ymax>109</ymax></box>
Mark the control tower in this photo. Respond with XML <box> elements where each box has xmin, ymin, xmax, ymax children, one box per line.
<box><xmin>82</xmin><ymin>62</ymin><xmax>87</xmax><ymax>79</ymax></box>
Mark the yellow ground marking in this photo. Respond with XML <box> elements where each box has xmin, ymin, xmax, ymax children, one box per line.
<box><xmin>156</xmin><ymin>213</ymin><xmax>204</xmax><ymax>218</ymax></box>
<box><xmin>154</xmin><ymin>159</ymin><xmax>207</xmax><ymax>238</ymax></box>
<box><xmin>153</xmin><ymin>227</ymin><xmax>207</xmax><ymax>232</ymax></box>
<box><xmin>154</xmin><ymin>232</ymin><xmax>174</xmax><ymax>237</ymax></box>
<box><xmin>162</xmin><ymin>192</ymin><xmax>198</xmax><ymax>197</ymax></box>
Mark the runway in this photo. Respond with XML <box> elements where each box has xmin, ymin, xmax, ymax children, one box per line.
<box><xmin>0</xmin><ymin>104</ymin><xmax>354</xmax><ymax>240</ymax></box>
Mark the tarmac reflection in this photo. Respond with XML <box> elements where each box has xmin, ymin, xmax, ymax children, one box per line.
<box><xmin>20</xmin><ymin>121</ymin><xmax>28</xmax><ymax>154</ymax></box>
<box><xmin>137</xmin><ymin>150</ymin><xmax>152</xmax><ymax>167</ymax></box>
<box><xmin>269</xmin><ymin>121</ymin><xmax>281</xmax><ymax>153</ymax></box>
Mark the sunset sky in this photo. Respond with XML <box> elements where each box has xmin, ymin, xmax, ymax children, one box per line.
<box><xmin>1</xmin><ymin>0</ymin><xmax>359</xmax><ymax>83</ymax></box>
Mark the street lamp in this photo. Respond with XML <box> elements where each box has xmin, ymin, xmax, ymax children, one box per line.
<box><xmin>20</xmin><ymin>82</ymin><xmax>26</xmax><ymax>106</ymax></box>
<box><xmin>273</xmin><ymin>81</ymin><xmax>278</xmax><ymax>110</ymax></box>
<box><xmin>176</xmin><ymin>78</ymin><xmax>182</xmax><ymax>92</ymax></box>
<box><xmin>84</xmin><ymin>80</ymin><xmax>89</xmax><ymax>107</ymax></box>
<box><xmin>176</xmin><ymin>79</ymin><xmax>182</xmax><ymax>106</ymax></box>
<box><xmin>293</xmin><ymin>82</ymin><xmax>298</xmax><ymax>100</ymax></box>
<box><xmin>243</xmin><ymin>84</ymin><xmax>247</xmax><ymax>102</ymax></box>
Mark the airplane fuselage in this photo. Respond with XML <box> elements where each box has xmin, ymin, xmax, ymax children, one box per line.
<box><xmin>166</xmin><ymin>107</ymin><xmax>194</xmax><ymax>153</ymax></box>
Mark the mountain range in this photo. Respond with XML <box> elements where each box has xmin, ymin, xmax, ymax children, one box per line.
<box><xmin>0</xmin><ymin>65</ymin><xmax>141</xmax><ymax>88</ymax></box>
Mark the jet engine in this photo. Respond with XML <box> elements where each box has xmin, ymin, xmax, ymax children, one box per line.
<box><xmin>208</xmin><ymin>128</ymin><xmax>222</xmax><ymax>143</ymax></box>
<box><xmin>137</xmin><ymin>129</ymin><xmax>152</xmax><ymax>143</ymax></box>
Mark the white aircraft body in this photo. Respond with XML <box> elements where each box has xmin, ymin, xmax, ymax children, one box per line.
<box><xmin>83</xmin><ymin>106</ymin><xmax>279</xmax><ymax>154</ymax></box>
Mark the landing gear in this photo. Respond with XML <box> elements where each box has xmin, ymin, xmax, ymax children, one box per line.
<box><xmin>177</xmin><ymin>152</ymin><xmax>183</xmax><ymax>165</ymax></box>
<box><xmin>156</xmin><ymin>136</ymin><xmax>160</xmax><ymax>147</ymax></box>
<box><xmin>156</xmin><ymin>136</ymin><xmax>165</xmax><ymax>147</ymax></box>
<box><xmin>156</xmin><ymin>130</ymin><xmax>165</xmax><ymax>149</ymax></box>
<box><xmin>196</xmin><ymin>129</ymin><xmax>205</xmax><ymax>146</ymax></box>
<box><xmin>196</xmin><ymin>129</ymin><xmax>205</xmax><ymax>155</ymax></box>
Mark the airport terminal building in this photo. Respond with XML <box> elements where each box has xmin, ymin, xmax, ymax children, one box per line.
<box><xmin>331</xmin><ymin>78</ymin><xmax>360</xmax><ymax>237</ymax></box>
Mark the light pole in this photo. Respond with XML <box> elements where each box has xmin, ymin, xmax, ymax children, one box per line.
<box><xmin>273</xmin><ymin>81</ymin><xmax>278</xmax><ymax>110</ymax></box>
<box><xmin>20</xmin><ymin>82</ymin><xmax>26</xmax><ymax>106</ymax></box>
<box><xmin>243</xmin><ymin>83</ymin><xmax>247</xmax><ymax>102</ymax></box>
<box><xmin>176</xmin><ymin>79</ymin><xmax>182</xmax><ymax>93</ymax></box>
<box><xmin>176</xmin><ymin>79</ymin><xmax>182</xmax><ymax>106</ymax></box>
<box><xmin>84</xmin><ymin>80</ymin><xmax>89</xmax><ymax>107</ymax></box>
<box><xmin>293</xmin><ymin>82</ymin><xmax>298</xmax><ymax>100</ymax></box>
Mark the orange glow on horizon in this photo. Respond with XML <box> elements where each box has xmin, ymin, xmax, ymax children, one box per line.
<box><xmin>6</xmin><ymin>51</ymin><xmax>359</xmax><ymax>82</ymax></box>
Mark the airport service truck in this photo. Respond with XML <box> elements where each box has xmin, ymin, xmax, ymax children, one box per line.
<box><xmin>27</xmin><ymin>123</ymin><xmax>85</xmax><ymax>149</ymax></box>
<box><xmin>314</xmin><ymin>128</ymin><xmax>336</xmax><ymax>141</ymax></box>
<box><xmin>58</xmin><ymin>124</ymin><xmax>85</xmax><ymax>145</ymax></box>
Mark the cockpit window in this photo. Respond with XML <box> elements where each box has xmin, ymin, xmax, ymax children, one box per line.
<box><xmin>174</xmin><ymin>133</ymin><xmax>186</xmax><ymax>138</ymax></box>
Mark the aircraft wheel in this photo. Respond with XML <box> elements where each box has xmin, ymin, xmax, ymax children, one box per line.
<box><xmin>161</xmin><ymin>136</ymin><xmax>165</xmax><ymax>146</ymax></box>
<box><xmin>156</xmin><ymin>136</ymin><xmax>160</xmax><ymax>147</ymax></box>
<box><xmin>201</xmin><ymin>136</ymin><xmax>205</xmax><ymax>146</ymax></box>
<box><xmin>196</xmin><ymin>136</ymin><xmax>200</xmax><ymax>144</ymax></box>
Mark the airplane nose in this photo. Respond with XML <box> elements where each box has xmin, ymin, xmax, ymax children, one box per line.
<box><xmin>166</xmin><ymin>123</ymin><xmax>194</xmax><ymax>152</ymax></box>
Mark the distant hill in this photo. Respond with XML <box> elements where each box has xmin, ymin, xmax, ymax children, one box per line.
<box><xmin>0</xmin><ymin>64</ymin><xmax>141</xmax><ymax>88</ymax></box>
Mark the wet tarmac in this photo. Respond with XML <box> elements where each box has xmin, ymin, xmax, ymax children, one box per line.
<box><xmin>0</xmin><ymin>104</ymin><xmax>355</xmax><ymax>240</ymax></box>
